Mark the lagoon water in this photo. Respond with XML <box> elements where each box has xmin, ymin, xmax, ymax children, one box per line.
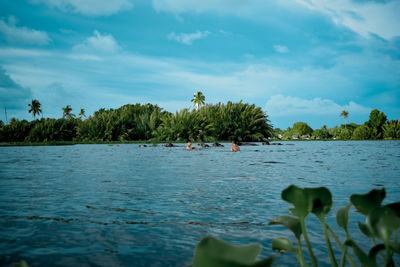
<box><xmin>0</xmin><ymin>141</ymin><xmax>399</xmax><ymax>266</ymax></box>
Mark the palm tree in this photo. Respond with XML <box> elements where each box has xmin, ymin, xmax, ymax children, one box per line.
<box><xmin>28</xmin><ymin>99</ymin><xmax>42</xmax><ymax>119</ymax></box>
<box><xmin>340</xmin><ymin>110</ymin><xmax>349</xmax><ymax>129</ymax></box>
<box><xmin>79</xmin><ymin>108</ymin><xmax>86</xmax><ymax>118</ymax></box>
<box><xmin>191</xmin><ymin>91</ymin><xmax>205</xmax><ymax>111</ymax></box>
<box><xmin>62</xmin><ymin>105</ymin><xmax>75</xmax><ymax>119</ymax></box>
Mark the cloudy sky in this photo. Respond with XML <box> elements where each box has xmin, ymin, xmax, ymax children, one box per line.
<box><xmin>0</xmin><ymin>0</ymin><xmax>399</xmax><ymax>129</ymax></box>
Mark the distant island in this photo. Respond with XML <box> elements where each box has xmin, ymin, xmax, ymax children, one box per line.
<box><xmin>0</xmin><ymin>94</ymin><xmax>399</xmax><ymax>145</ymax></box>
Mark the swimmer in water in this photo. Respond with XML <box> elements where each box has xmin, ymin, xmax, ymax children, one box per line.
<box><xmin>186</xmin><ymin>140</ymin><xmax>198</xmax><ymax>150</ymax></box>
<box><xmin>230</xmin><ymin>140</ymin><xmax>240</xmax><ymax>152</ymax></box>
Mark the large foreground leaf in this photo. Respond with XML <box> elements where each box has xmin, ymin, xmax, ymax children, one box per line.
<box><xmin>191</xmin><ymin>236</ymin><xmax>273</xmax><ymax>267</ymax></box>
<box><xmin>337</xmin><ymin>204</ymin><xmax>352</xmax><ymax>232</ymax></box>
<box><xmin>367</xmin><ymin>206</ymin><xmax>400</xmax><ymax>243</ymax></box>
<box><xmin>350</xmin><ymin>188</ymin><xmax>386</xmax><ymax>215</ymax></box>
<box><xmin>307</xmin><ymin>187</ymin><xmax>333</xmax><ymax>218</ymax></box>
<box><xmin>269</xmin><ymin>216</ymin><xmax>302</xmax><ymax>239</ymax></box>
<box><xmin>281</xmin><ymin>185</ymin><xmax>313</xmax><ymax>218</ymax></box>
<box><xmin>271</xmin><ymin>238</ymin><xmax>296</xmax><ymax>253</ymax></box>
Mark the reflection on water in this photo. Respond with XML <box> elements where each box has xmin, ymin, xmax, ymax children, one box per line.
<box><xmin>0</xmin><ymin>141</ymin><xmax>399</xmax><ymax>266</ymax></box>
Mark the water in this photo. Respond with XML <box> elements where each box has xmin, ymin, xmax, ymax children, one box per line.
<box><xmin>0</xmin><ymin>141</ymin><xmax>399</xmax><ymax>266</ymax></box>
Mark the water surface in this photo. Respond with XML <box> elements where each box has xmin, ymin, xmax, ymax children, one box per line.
<box><xmin>1</xmin><ymin>141</ymin><xmax>399</xmax><ymax>266</ymax></box>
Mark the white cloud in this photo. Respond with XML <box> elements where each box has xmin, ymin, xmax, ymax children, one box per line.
<box><xmin>0</xmin><ymin>66</ymin><xmax>32</xmax><ymax>111</ymax></box>
<box><xmin>294</xmin><ymin>0</ymin><xmax>400</xmax><ymax>40</ymax></box>
<box><xmin>152</xmin><ymin>0</ymin><xmax>283</xmax><ymax>16</ymax></box>
<box><xmin>0</xmin><ymin>16</ymin><xmax>51</xmax><ymax>45</ymax></box>
<box><xmin>0</xmin><ymin>44</ymin><xmax>397</xmax><ymax>121</ymax></box>
<box><xmin>73</xmin><ymin>30</ymin><xmax>121</xmax><ymax>54</ymax></box>
<box><xmin>168</xmin><ymin>31</ymin><xmax>210</xmax><ymax>45</ymax></box>
<box><xmin>153</xmin><ymin>0</ymin><xmax>400</xmax><ymax>40</ymax></box>
<box><xmin>274</xmin><ymin>45</ymin><xmax>289</xmax><ymax>53</ymax></box>
<box><xmin>30</xmin><ymin>0</ymin><xmax>133</xmax><ymax>16</ymax></box>
<box><xmin>265</xmin><ymin>94</ymin><xmax>371</xmax><ymax>117</ymax></box>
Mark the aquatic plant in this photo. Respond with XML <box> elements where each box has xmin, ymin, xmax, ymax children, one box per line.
<box><xmin>190</xmin><ymin>186</ymin><xmax>400</xmax><ymax>267</ymax></box>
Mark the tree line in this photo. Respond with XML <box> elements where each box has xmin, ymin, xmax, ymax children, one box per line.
<box><xmin>0</xmin><ymin>96</ymin><xmax>273</xmax><ymax>143</ymax></box>
<box><xmin>1</xmin><ymin>93</ymin><xmax>399</xmax><ymax>143</ymax></box>
<box><xmin>274</xmin><ymin>109</ymin><xmax>400</xmax><ymax>140</ymax></box>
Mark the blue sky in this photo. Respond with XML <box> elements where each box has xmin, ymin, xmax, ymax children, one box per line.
<box><xmin>0</xmin><ymin>0</ymin><xmax>399</xmax><ymax>129</ymax></box>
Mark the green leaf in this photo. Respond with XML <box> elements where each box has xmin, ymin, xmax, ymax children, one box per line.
<box><xmin>337</xmin><ymin>204</ymin><xmax>352</xmax><ymax>232</ymax></box>
<box><xmin>269</xmin><ymin>216</ymin><xmax>302</xmax><ymax>239</ymax></box>
<box><xmin>390</xmin><ymin>242</ymin><xmax>400</xmax><ymax>254</ymax></box>
<box><xmin>271</xmin><ymin>238</ymin><xmax>296</xmax><ymax>254</ymax></box>
<box><xmin>192</xmin><ymin>236</ymin><xmax>271</xmax><ymax>267</ymax></box>
<box><xmin>367</xmin><ymin>206</ymin><xmax>400</xmax><ymax>243</ymax></box>
<box><xmin>368</xmin><ymin>244</ymin><xmax>385</xmax><ymax>263</ymax></box>
<box><xmin>350</xmin><ymin>188</ymin><xmax>386</xmax><ymax>215</ymax></box>
<box><xmin>307</xmin><ymin>187</ymin><xmax>333</xmax><ymax>218</ymax></box>
<box><xmin>385</xmin><ymin>202</ymin><xmax>400</xmax><ymax>217</ymax></box>
<box><xmin>288</xmin><ymin>208</ymin><xmax>297</xmax><ymax>216</ymax></box>
<box><xmin>344</xmin><ymin>240</ymin><xmax>370</xmax><ymax>266</ymax></box>
<box><xmin>358</xmin><ymin>222</ymin><xmax>373</xmax><ymax>238</ymax></box>
<box><xmin>281</xmin><ymin>185</ymin><xmax>313</xmax><ymax>218</ymax></box>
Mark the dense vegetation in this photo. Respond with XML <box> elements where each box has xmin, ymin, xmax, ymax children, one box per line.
<box><xmin>0</xmin><ymin>101</ymin><xmax>273</xmax><ymax>143</ymax></box>
<box><xmin>1</xmin><ymin>95</ymin><xmax>399</xmax><ymax>144</ymax></box>
<box><xmin>190</xmin><ymin>186</ymin><xmax>400</xmax><ymax>267</ymax></box>
<box><xmin>274</xmin><ymin>109</ymin><xmax>400</xmax><ymax>140</ymax></box>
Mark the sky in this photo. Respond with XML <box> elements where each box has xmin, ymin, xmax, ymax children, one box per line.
<box><xmin>0</xmin><ymin>0</ymin><xmax>399</xmax><ymax>129</ymax></box>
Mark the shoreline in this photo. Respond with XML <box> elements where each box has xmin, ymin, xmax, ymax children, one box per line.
<box><xmin>1</xmin><ymin>139</ymin><xmax>398</xmax><ymax>147</ymax></box>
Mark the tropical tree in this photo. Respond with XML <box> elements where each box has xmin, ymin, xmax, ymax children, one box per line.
<box><xmin>292</xmin><ymin>122</ymin><xmax>313</xmax><ymax>137</ymax></box>
<box><xmin>352</xmin><ymin>125</ymin><xmax>371</xmax><ymax>140</ymax></box>
<box><xmin>28</xmin><ymin>99</ymin><xmax>42</xmax><ymax>119</ymax></box>
<box><xmin>383</xmin><ymin>120</ymin><xmax>400</xmax><ymax>139</ymax></box>
<box><xmin>340</xmin><ymin>110</ymin><xmax>348</xmax><ymax>129</ymax></box>
<box><xmin>79</xmin><ymin>108</ymin><xmax>86</xmax><ymax>118</ymax></box>
<box><xmin>312</xmin><ymin>125</ymin><xmax>331</xmax><ymax>139</ymax></box>
<box><xmin>366</xmin><ymin>109</ymin><xmax>387</xmax><ymax>139</ymax></box>
<box><xmin>62</xmin><ymin>105</ymin><xmax>75</xmax><ymax>119</ymax></box>
<box><xmin>191</xmin><ymin>91</ymin><xmax>205</xmax><ymax>111</ymax></box>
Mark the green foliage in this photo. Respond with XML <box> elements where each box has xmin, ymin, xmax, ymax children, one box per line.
<box><xmin>27</xmin><ymin>118</ymin><xmax>77</xmax><ymax>142</ymax></box>
<box><xmin>62</xmin><ymin>105</ymin><xmax>75</xmax><ymax>119</ymax></box>
<box><xmin>272</xmin><ymin>186</ymin><xmax>399</xmax><ymax>266</ymax></box>
<box><xmin>193</xmin><ymin>186</ymin><xmax>400</xmax><ymax>267</ymax></box>
<box><xmin>338</xmin><ymin>129</ymin><xmax>352</xmax><ymax>140</ymax></box>
<box><xmin>269</xmin><ymin>216</ymin><xmax>302</xmax><ymax>239</ymax></box>
<box><xmin>79</xmin><ymin>108</ymin><xmax>86</xmax><ymax>118</ymax></box>
<box><xmin>190</xmin><ymin>236</ymin><xmax>274</xmax><ymax>267</ymax></box>
<box><xmin>1</xmin><ymin>102</ymin><xmax>272</xmax><ymax>143</ymax></box>
<box><xmin>366</xmin><ymin>109</ymin><xmax>387</xmax><ymax>139</ymax></box>
<box><xmin>191</xmin><ymin>91</ymin><xmax>206</xmax><ymax>111</ymax></box>
<box><xmin>312</xmin><ymin>125</ymin><xmax>331</xmax><ymax>139</ymax></box>
<box><xmin>272</xmin><ymin>128</ymin><xmax>284</xmax><ymax>138</ymax></box>
<box><xmin>352</xmin><ymin>125</ymin><xmax>371</xmax><ymax>140</ymax></box>
<box><xmin>154</xmin><ymin>101</ymin><xmax>272</xmax><ymax>142</ymax></box>
<box><xmin>340</xmin><ymin>110</ymin><xmax>349</xmax><ymax>129</ymax></box>
<box><xmin>383</xmin><ymin>120</ymin><xmax>400</xmax><ymax>139</ymax></box>
<box><xmin>0</xmin><ymin>118</ymin><xmax>34</xmax><ymax>142</ymax></box>
<box><xmin>291</xmin><ymin>122</ymin><xmax>313</xmax><ymax>137</ymax></box>
<box><xmin>28</xmin><ymin>99</ymin><xmax>42</xmax><ymax>119</ymax></box>
<box><xmin>329</xmin><ymin>126</ymin><xmax>342</xmax><ymax>138</ymax></box>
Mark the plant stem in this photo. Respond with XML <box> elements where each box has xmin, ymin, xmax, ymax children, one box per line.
<box><xmin>327</xmin><ymin>225</ymin><xmax>357</xmax><ymax>267</ymax></box>
<box><xmin>296</xmin><ymin>237</ymin><xmax>308</xmax><ymax>267</ymax></box>
<box><xmin>300</xmin><ymin>217</ymin><xmax>318</xmax><ymax>267</ymax></box>
<box><xmin>384</xmin><ymin>240</ymin><xmax>393</xmax><ymax>267</ymax></box>
<box><xmin>321</xmin><ymin>217</ymin><xmax>338</xmax><ymax>267</ymax></box>
<box><xmin>339</xmin><ymin>245</ymin><xmax>347</xmax><ymax>267</ymax></box>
